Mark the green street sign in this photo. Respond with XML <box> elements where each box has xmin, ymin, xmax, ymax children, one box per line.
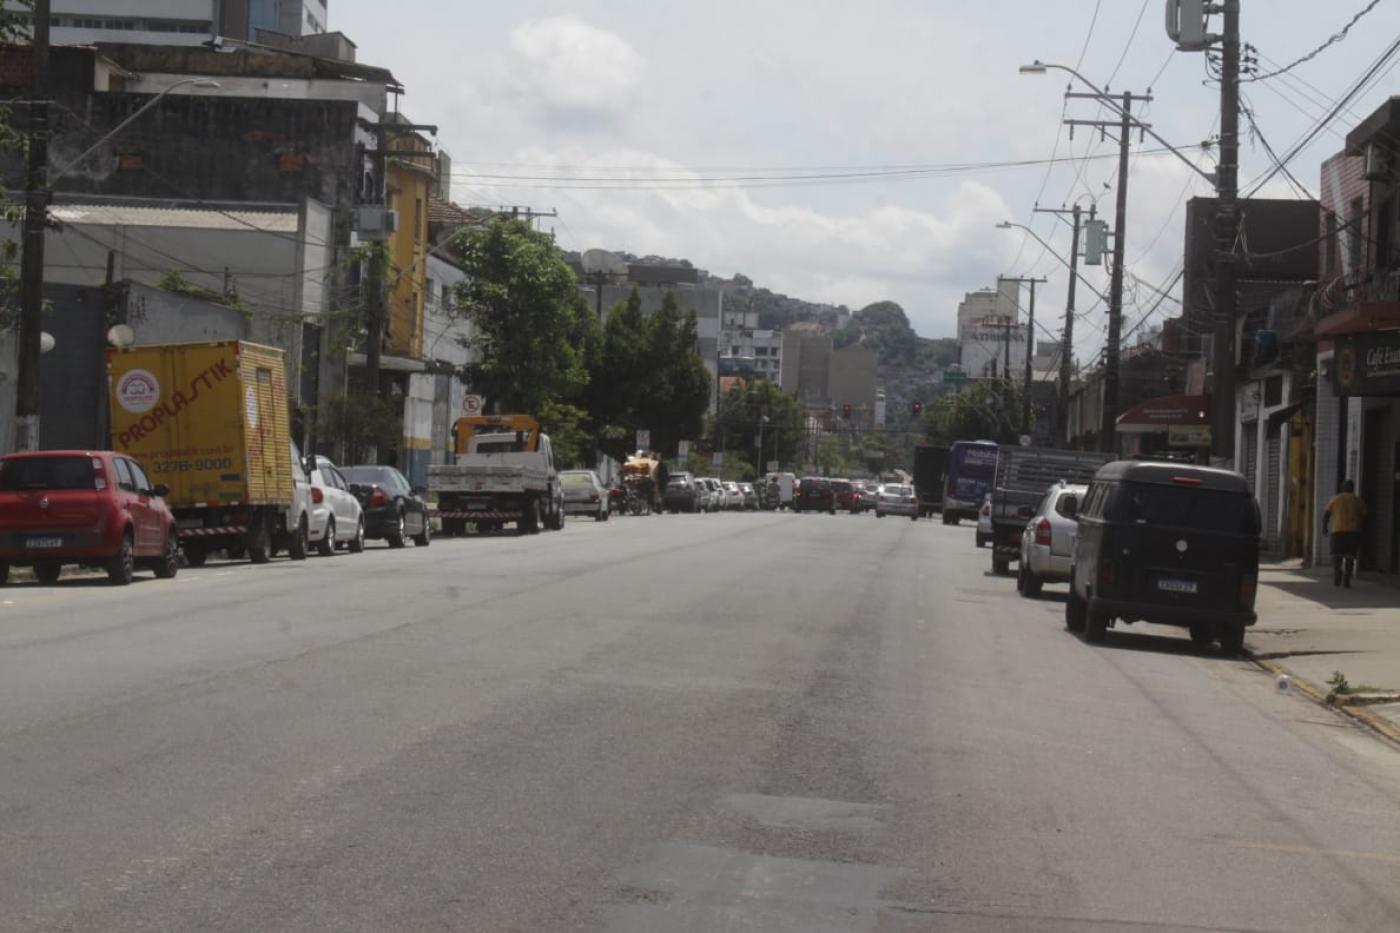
<box><xmin>943</xmin><ymin>370</ymin><xmax>968</xmax><ymax>384</ymax></box>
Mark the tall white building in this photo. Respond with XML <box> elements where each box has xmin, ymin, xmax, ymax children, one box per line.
<box><xmin>957</xmin><ymin>282</ymin><xmax>1027</xmax><ymax>380</ymax></box>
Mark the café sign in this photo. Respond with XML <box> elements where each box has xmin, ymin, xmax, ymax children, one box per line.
<box><xmin>1334</xmin><ymin>331</ymin><xmax>1400</xmax><ymax>396</ymax></box>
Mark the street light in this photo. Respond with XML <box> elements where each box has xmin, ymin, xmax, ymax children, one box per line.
<box><xmin>1017</xmin><ymin>60</ymin><xmax>1214</xmax><ymax>185</ymax></box>
<box><xmin>53</xmin><ymin>78</ymin><xmax>222</xmax><ymax>181</ymax></box>
<box><xmin>995</xmin><ymin>221</ymin><xmax>1108</xmax><ymax>304</ymax></box>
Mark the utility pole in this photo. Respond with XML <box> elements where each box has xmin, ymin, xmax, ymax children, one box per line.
<box><xmin>1034</xmin><ymin>205</ymin><xmax>1092</xmax><ymax>447</ymax></box>
<box><xmin>1066</xmin><ymin>89</ymin><xmax>1149</xmax><ymax>452</ymax></box>
<box><xmin>16</xmin><ymin>0</ymin><xmax>51</xmax><ymax>451</ymax></box>
<box><xmin>998</xmin><ymin>275</ymin><xmax>1047</xmax><ymax>434</ymax></box>
<box><xmin>1212</xmin><ymin>0</ymin><xmax>1241</xmax><ymax>464</ymax></box>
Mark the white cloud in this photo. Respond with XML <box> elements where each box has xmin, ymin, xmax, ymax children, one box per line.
<box><xmin>478</xmin><ymin>146</ymin><xmax>1018</xmax><ymax>336</ymax></box>
<box><xmin>506</xmin><ymin>16</ymin><xmax>646</xmax><ymax>119</ymax></box>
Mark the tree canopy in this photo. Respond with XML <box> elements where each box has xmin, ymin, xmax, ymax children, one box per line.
<box><xmin>922</xmin><ymin>380</ymin><xmax>1023</xmax><ymax>446</ymax></box>
<box><xmin>706</xmin><ymin>378</ymin><xmax>804</xmax><ymax>475</ymax></box>
<box><xmin>449</xmin><ymin>217</ymin><xmax>596</xmax><ymax>415</ymax></box>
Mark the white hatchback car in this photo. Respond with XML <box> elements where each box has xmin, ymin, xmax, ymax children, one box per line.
<box><xmin>874</xmin><ymin>483</ymin><xmax>918</xmax><ymax>518</ymax></box>
<box><xmin>1017</xmin><ymin>481</ymin><xmax>1087</xmax><ymax>598</ymax></box>
<box><xmin>308</xmin><ymin>455</ymin><xmax>366</xmax><ymax>556</ymax></box>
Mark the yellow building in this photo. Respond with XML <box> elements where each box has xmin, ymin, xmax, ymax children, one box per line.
<box><xmin>383</xmin><ymin>124</ymin><xmax>435</xmax><ymax>360</ymax></box>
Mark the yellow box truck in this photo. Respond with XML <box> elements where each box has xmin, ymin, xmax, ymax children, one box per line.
<box><xmin>107</xmin><ymin>341</ymin><xmax>308</xmax><ymax>565</ymax></box>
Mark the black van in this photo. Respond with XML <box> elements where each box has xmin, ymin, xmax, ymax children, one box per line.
<box><xmin>1064</xmin><ymin>461</ymin><xmax>1260</xmax><ymax>655</ymax></box>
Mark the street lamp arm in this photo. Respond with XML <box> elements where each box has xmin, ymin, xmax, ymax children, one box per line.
<box><xmin>1021</xmin><ymin>60</ymin><xmax>1216</xmax><ymax>187</ymax></box>
<box><xmin>997</xmin><ymin>221</ymin><xmax>1108</xmax><ymax>305</ymax></box>
<box><xmin>53</xmin><ymin>78</ymin><xmax>220</xmax><ymax>182</ymax></box>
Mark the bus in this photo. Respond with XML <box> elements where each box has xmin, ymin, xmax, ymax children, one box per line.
<box><xmin>942</xmin><ymin>440</ymin><xmax>999</xmax><ymax>525</ymax></box>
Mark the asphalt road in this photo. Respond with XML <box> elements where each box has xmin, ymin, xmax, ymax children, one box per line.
<box><xmin>3</xmin><ymin>510</ymin><xmax>1400</xmax><ymax>932</ymax></box>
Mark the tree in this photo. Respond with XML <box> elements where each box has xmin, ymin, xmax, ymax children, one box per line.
<box><xmin>923</xmin><ymin>380</ymin><xmax>1023</xmax><ymax>445</ymax></box>
<box><xmin>450</xmin><ymin>217</ymin><xmax>591</xmax><ymax>414</ymax></box>
<box><xmin>707</xmin><ymin>379</ymin><xmax>804</xmax><ymax>473</ymax></box>
<box><xmin>586</xmin><ymin>288</ymin><xmax>710</xmax><ymax>462</ymax></box>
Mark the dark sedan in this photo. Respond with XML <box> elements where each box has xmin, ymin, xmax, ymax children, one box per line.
<box><xmin>341</xmin><ymin>465</ymin><xmax>430</xmax><ymax>548</ymax></box>
<box><xmin>795</xmin><ymin>477</ymin><xmax>837</xmax><ymax>513</ymax></box>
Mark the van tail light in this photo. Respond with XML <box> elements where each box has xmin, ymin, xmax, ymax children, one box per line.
<box><xmin>1239</xmin><ymin>575</ymin><xmax>1257</xmax><ymax>608</ymax></box>
<box><xmin>1034</xmin><ymin>518</ymin><xmax>1052</xmax><ymax>546</ymax></box>
<box><xmin>1172</xmin><ymin>476</ymin><xmax>1203</xmax><ymax>485</ymax></box>
<box><xmin>369</xmin><ymin>487</ymin><xmax>390</xmax><ymax>508</ymax></box>
<box><xmin>1099</xmin><ymin>560</ymin><xmax>1116</xmax><ymax>592</ymax></box>
<box><xmin>311</xmin><ymin>487</ymin><xmax>324</xmax><ymax>504</ymax></box>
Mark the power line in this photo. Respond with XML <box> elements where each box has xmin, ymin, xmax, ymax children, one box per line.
<box><xmin>1245</xmin><ymin>0</ymin><xmax>1386</xmax><ymax>82</ymax></box>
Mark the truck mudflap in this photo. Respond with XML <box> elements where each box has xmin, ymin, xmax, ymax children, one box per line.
<box><xmin>992</xmin><ymin>522</ymin><xmax>1022</xmax><ymax>560</ymax></box>
<box><xmin>178</xmin><ymin>525</ymin><xmax>249</xmax><ymax>539</ymax></box>
<box><xmin>436</xmin><ymin>510</ymin><xmax>523</xmax><ymax>521</ymax></box>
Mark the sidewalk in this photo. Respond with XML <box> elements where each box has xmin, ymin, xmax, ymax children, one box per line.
<box><xmin>1249</xmin><ymin>560</ymin><xmax>1400</xmax><ymax>736</ymax></box>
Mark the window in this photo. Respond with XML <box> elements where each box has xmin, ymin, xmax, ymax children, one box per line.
<box><xmin>0</xmin><ymin>457</ymin><xmax>95</xmax><ymax>491</ymax></box>
<box><xmin>1349</xmin><ymin>197</ymin><xmax>1365</xmax><ymax>272</ymax></box>
<box><xmin>113</xmin><ymin>458</ymin><xmax>136</xmax><ymax>492</ymax></box>
<box><xmin>1111</xmin><ymin>482</ymin><xmax>1259</xmax><ymax>535</ymax></box>
<box><xmin>127</xmin><ymin>460</ymin><xmax>153</xmax><ymax>492</ymax></box>
<box><xmin>440</xmin><ymin>283</ymin><xmax>452</xmax><ymax>311</ymax></box>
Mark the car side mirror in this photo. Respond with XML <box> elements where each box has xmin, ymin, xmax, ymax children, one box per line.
<box><xmin>1062</xmin><ymin>495</ymin><xmax>1079</xmax><ymax>520</ymax></box>
<box><xmin>152</xmin><ymin>483</ymin><xmax>170</xmax><ymax>498</ymax></box>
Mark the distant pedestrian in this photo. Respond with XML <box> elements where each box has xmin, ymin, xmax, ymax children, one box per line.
<box><xmin>655</xmin><ymin>460</ymin><xmax>671</xmax><ymax>513</ymax></box>
<box><xmin>1323</xmin><ymin>479</ymin><xmax>1366</xmax><ymax>588</ymax></box>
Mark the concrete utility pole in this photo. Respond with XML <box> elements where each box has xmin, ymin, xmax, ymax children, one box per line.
<box><xmin>998</xmin><ymin>275</ymin><xmax>1048</xmax><ymax>435</ymax></box>
<box><xmin>16</xmin><ymin>0</ymin><xmax>51</xmax><ymax>451</ymax></box>
<box><xmin>1033</xmin><ymin>205</ymin><xmax>1092</xmax><ymax>447</ymax></box>
<box><xmin>1211</xmin><ymin>0</ymin><xmax>1242</xmax><ymax>463</ymax></box>
<box><xmin>1066</xmin><ymin>90</ymin><xmax>1150</xmax><ymax>452</ymax></box>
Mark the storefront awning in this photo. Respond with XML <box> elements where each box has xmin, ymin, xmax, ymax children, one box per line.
<box><xmin>1314</xmin><ymin>301</ymin><xmax>1400</xmax><ymax>338</ymax></box>
<box><xmin>1115</xmin><ymin>394</ymin><xmax>1211</xmax><ymax>434</ymax></box>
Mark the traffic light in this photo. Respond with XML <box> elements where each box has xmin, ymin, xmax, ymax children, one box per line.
<box><xmin>841</xmin><ymin>403</ymin><xmax>852</xmax><ymax>419</ymax></box>
<box><xmin>911</xmin><ymin>401</ymin><xmax>923</xmax><ymax>415</ymax></box>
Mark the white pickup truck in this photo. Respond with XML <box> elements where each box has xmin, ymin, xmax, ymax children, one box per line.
<box><xmin>428</xmin><ymin>416</ymin><xmax>565</xmax><ymax>536</ymax></box>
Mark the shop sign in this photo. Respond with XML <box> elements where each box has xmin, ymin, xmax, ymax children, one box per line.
<box><xmin>1334</xmin><ymin>331</ymin><xmax>1400</xmax><ymax>396</ymax></box>
<box><xmin>1168</xmin><ymin>425</ymin><xmax>1212</xmax><ymax>448</ymax></box>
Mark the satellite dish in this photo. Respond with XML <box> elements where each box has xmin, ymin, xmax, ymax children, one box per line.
<box><xmin>107</xmin><ymin>324</ymin><xmax>136</xmax><ymax>348</ymax></box>
<box><xmin>580</xmin><ymin>248</ymin><xmax>628</xmax><ymax>276</ymax></box>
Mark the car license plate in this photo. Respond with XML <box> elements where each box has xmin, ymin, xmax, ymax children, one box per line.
<box><xmin>25</xmin><ymin>537</ymin><xmax>63</xmax><ymax>549</ymax></box>
<box><xmin>1157</xmin><ymin>578</ymin><xmax>1198</xmax><ymax>594</ymax></box>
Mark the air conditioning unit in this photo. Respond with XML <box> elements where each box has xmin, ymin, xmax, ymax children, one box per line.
<box><xmin>1364</xmin><ymin>142</ymin><xmax>1393</xmax><ymax>182</ymax></box>
<box><xmin>353</xmin><ymin>206</ymin><xmax>399</xmax><ymax>241</ymax></box>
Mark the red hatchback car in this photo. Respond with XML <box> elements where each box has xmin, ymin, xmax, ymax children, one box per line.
<box><xmin>0</xmin><ymin>451</ymin><xmax>179</xmax><ymax>585</ymax></box>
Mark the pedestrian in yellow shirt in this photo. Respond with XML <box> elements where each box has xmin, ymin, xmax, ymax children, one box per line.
<box><xmin>1323</xmin><ymin>479</ymin><xmax>1366</xmax><ymax>588</ymax></box>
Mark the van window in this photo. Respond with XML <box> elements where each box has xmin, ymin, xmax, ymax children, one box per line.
<box><xmin>1110</xmin><ymin>482</ymin><xmax>1259</xmax><ymax>534</ymax></box>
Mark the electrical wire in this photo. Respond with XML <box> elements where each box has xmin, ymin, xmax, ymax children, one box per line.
<box><xmin>1245</xmin><ymin>0</ymin><xmax>1387</xmax><ymax>83</ymax></box>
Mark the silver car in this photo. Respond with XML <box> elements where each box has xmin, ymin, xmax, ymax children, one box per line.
<box><xmin>875</xmin><ymin>483</ymin><xmax>919</xmax><ymax>518</ymax></box>
<box><xmin>1017</xmin><ymin>481</ymin><xmax>1087</xmax><ymax>597</ymax></box>
<box><xmin>560</xmin><ymin>470</ymin><xmax>609</xmax><ymax>521</ymax></box>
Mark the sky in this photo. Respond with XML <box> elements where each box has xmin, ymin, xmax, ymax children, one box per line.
<box><xmin>335</xmin><ymin>0</ymin><xmax>1400</xmax><ymax>360</ymax></box>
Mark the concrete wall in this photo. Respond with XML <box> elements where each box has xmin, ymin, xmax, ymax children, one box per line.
<box><xmin>830</xmin><ymin>344</ymin><xmax>876</xmax><ymax>410</ymax></box>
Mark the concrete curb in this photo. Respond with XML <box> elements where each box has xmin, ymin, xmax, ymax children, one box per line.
<box><xmin>1247</xmin><ymin>651</ymin><xmax>1400</xmax><ymax>749</ymax></box>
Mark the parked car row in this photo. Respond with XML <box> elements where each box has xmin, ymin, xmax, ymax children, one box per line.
<box><xmin>0</xmin><ymin>448</ymin><xmax>431</xmax><ymax>586</ymax></box>
<box><xmin>660</xmin><ymin>474</ymin><xmax>762</xmax><ymax>513</ymax></box>
<box><xmin>971</xmin><ymin>457</ymin><xmax>1262</xmax><ymax>656</ymax></box>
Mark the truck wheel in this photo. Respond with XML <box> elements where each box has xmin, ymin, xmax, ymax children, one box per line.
<box><xmin>992</xmin><ymin>556</ymin><xmax>1009</xmax><ymax>575</ymax></box>
<box><xmin>445</xmin><ymin>519</ymin><xmax>466</xmax><ymax>537</ymax></box>
<box><xmin>247</xmin><ymin>518</ymin><xmax>271</xmax><ymax>564</ymax></box>
<box><xmin>289</xmin><ymin>515</ymin><xmax>309</xmax><ymax>560</ymax></box>
<box><xmin>1065</xmin><ymin>583</ymin><xmax>1086</xmax><ymax>632</ymax></box>
<box><xmin>1218</xmin><ymin>624</ymin><xmax>1245</xmax><ymax>658</ymax></box>
<box><xmin>317</xmin><ymin>517</ymin><xmax>336</xmax><ymax>556</ymax></box>
<box><xmin>942</xmin><ymin>513</ymin><xmax>956</xmax><ymax>526</ymax></box>
<box><xmin>910</xmin><ymin>513</ymin><xmax>918</xmax><ymax>521</ymax></box>
<box><xmin>876</xmin><ymin>511</ymin><xmax>884</xmax><ymax>518</ymax></box>
<box><xmin>34</xmin><ymin>561</ymin><xmax>62</xmax><ymax>584</ymax></box>
<box><xmin>522</xmin><ymin>499</ymin><xmax>540</xmax><ymax>535</ymax></box>
<box><xmin>183</xmin><ymin>543</ymin><xmax>207</xmax><ymax>567</ymax></box>
<box><xmin>1084</xmin><ymin>606</ymin><xmax>1110</xmax><ymax>644</ymax></box>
